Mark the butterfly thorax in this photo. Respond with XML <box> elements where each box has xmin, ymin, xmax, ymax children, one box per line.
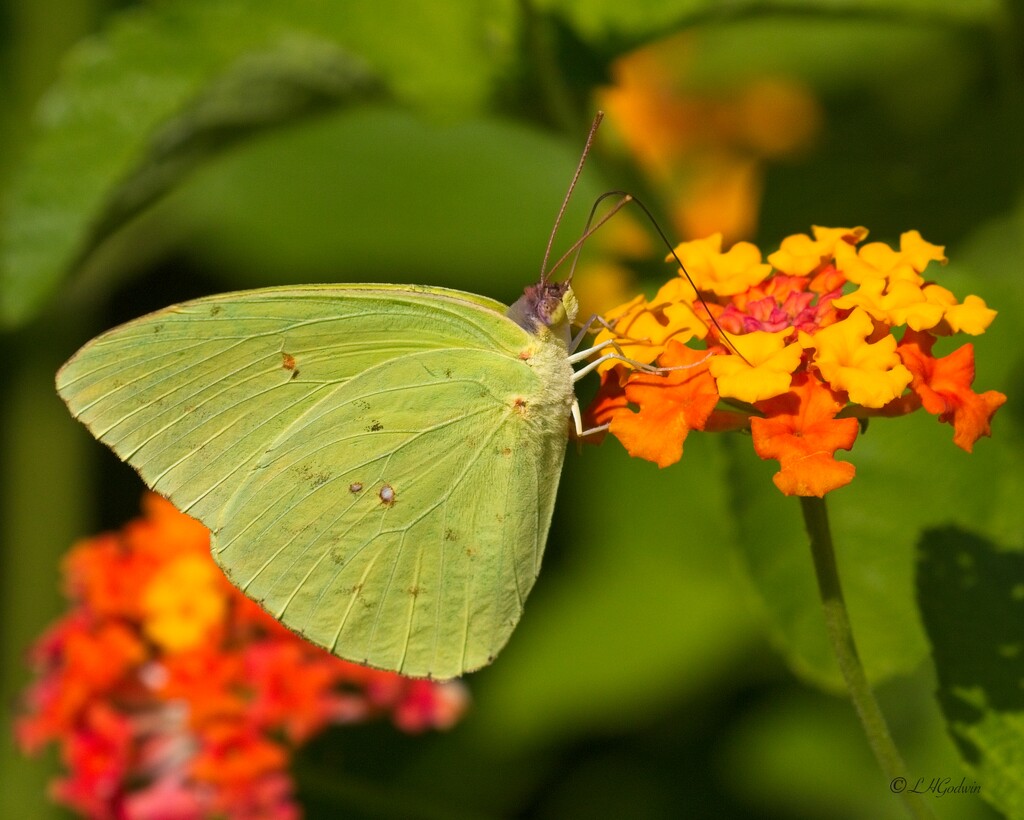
<box><xmin>505</xmin><ymin>281</ymin><xmax>576</xmax><ymax>426</ymax></box>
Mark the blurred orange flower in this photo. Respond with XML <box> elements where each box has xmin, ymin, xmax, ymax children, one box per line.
<box><xmin>598</xmin><ymin>32</ymin><xmax>821</xmax><ymax>243</ymax></box>
<box><xmin>587</xmin><ymin>227</ymin><xmax>1005</xmax><ymax>496</ymax></box>
<box><xmin>17</xmin><ymin>494</ymin><xmax>468</xmax><ymax>819</ymax></box>
<box><xmin>572</xmin><ymin>32</ymin><xmax>822</xmax><ymax>321</ymax></box>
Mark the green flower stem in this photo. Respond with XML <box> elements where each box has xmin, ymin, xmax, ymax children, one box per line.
<box><xmin>799</xmin><ymin>496</ymin><xmax>935</xmax><ymax>820</ymax></box>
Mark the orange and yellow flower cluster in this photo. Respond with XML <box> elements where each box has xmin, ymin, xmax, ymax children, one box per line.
<box><xmin>587</xmin><ymin>227</ymin><xmax>1005</xmax><ymax>496</ymax></box>
<box><xmin>599</xmin><ymin>33</ymin><xmax>821</xmax><ymax>244</ymax></box>
<box><xmin>17</xmin><ymin>494</ymin><xmax>467</xmax><ymax>820</ymax></box>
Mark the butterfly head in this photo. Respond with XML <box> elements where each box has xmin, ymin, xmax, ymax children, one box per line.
<box><xmin>507</xmin><ymin>281</ymin><xmax>578</xmax><ymax>345</ymax></box>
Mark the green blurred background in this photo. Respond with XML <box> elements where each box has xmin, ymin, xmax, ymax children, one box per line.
<box><xmin>2</xmin><ymin>1</ymin><xmax>1022</xmax><ymax>818</ymax></box>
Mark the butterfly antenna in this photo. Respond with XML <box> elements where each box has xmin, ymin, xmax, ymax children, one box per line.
<box><xmin>544</xmin><ymin>193</ymin><xmax>633</xmax><ymax>280</ymax></box>
<box><xmin>539</xmin><ymin>111</ymin><xmax>604</xmax><ymax>284</ymax></box>
<box><xmin>565</xmin><ymin>189</ymin><xmax>750</xmax><ymax>364</ymax></box>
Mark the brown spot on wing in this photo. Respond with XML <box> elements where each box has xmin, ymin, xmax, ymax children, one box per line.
<box><xmin>295</xmin><ymin>463</ymin><xmax>330</xmax><ymax>489</ymax></box>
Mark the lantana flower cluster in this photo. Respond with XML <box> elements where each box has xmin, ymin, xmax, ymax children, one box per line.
<box><xmin>17</xmin><ymin>494</ymin><xmax>467</xmax><ymax>820</ymax></box>
<box><xmin>587</xmin><ymin>227</ymin><xmax>1005</xmax><ymax>496</ymax></box>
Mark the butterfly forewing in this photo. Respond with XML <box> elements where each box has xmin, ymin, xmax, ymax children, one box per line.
<box><xmin>57</xmin><ymin>286</ymin><xmax>525</xmax><ymax>524</ymax></box>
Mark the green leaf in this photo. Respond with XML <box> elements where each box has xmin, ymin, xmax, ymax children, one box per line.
<box><xmin>472</xmin><ymin>434</ymin><xmax>759</xmax><ymax>749</ymax></box>
<box><xmin>724</xmin><ymin>398</ymin><xmax>1021</xmax><ymax>692</ymax></box>
<box><xmin>0</xmin><ymin>0</ymin><xmax>517</xmax><ymax>326</ymax></box>
<box><xmin>723</xmin><ymin>438</ymin><xmax>862</xmax><ymax>689</ymax></box>
<box><xmin>163</xmin><ymin>110</ymin><xmax>607</xmax><ymax>301</ymax></box>
<box><xmin>536</xmin><ymin>0</ymin><xmax>1001</xmax><ymax>50</ymax></box>
<box><xmin>722</xmin><ymin>692</ymin><xmax>908</xmax><ymax>820</ymax></box>
<box><xmin>917</xmin><ymin>527</ymin><xmax>1024</xmax><ymax>818</ymax></box>
<box><xmin>720</xmin><ymin>675</ymin><xmax>999</xmax><ymax>819</ymax></box>
<box><xmin>86</xmin><ymin>46</ymin><xmax>387</xmax><ymax>271</ymax></box>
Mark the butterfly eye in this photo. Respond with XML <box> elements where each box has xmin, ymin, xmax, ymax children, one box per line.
<box><xmin>539</xmin><ymin>296</ymin><xmax>566</xmax><ymax>326</ymax></box>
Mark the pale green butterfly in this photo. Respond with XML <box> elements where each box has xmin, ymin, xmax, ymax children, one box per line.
<box><xmin>56</xmin><ymin>117</ymin><xmax>632</xmax><ymax>680</ymax></box>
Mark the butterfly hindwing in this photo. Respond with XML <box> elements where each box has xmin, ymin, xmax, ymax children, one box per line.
<box><xmin>216</xmin><ymin>346</ymin><xmax>569</xmax><ymax>678</ymax></box>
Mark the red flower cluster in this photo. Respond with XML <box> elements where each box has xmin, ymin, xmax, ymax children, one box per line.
<box><xmin>17</xmin><ymin>494</ymin><xmax>467</xmax><ymax>819</ymax></box>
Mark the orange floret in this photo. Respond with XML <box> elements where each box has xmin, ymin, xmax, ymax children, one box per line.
<box><xmin>751</xmin><ymin>373</ymin><xmax>860</xmax><ymax>497</ymax></box>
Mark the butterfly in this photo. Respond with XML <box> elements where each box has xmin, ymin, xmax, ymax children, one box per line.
<box><xmin>59</xmin><ymin>277</ymin><xmax>591</xmax><ymax>679</ymax></box>
<box><xmin>55</xmin><ymin>119</ymin><xmax>626</xmax><ymax>680</ymax></box>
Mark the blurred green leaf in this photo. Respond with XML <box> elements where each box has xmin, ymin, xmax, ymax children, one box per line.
<box><xmin>1</xmin><ymin>321</ymin><xmax>93</xmax><ymax>820</ymax></box>
<box><xmin>724</xmin><ymin>440</ymin><xmax>860</xmax><ymax>689</ymax></box>
<box><xmin>537</xmin><ymin>0</ymin><xmax>1001</xmax><ymax>49</ymax></box>
<box><xmin>88</xmin><ymin>46</ymin><xmax>386</xmax><ymax>267</ymax></box>
<box><xmin>720</xmin><ymin>679</ymin><xmax>999</xmax><ymax>820</ymax></box>
<box><xmin>724</xmin><ymin>411</ymin><xmax>1019</xmax><ymax>691</ymax></box>
<box><xmin>162</xmin><ymin>110</ymin><xmax>607</xmax><ymax>302</ymax></box>
<box><xmin>936</xmin><ymin>211</ymin><xmax>1024</xmax><ymax>551</ymax></box>
<box><xmin>0</xmin><ymin>0</ymin><xmax>518</xmax><ymax>326</ymax></box>
<box><xmin>722</xmin><ymin>692</ymin><xmax>907</xmax><ymax>819</ymax></box>
<box><xmin>688</xmin><ymin>17</ymin><xmax>978</xmax><ymax>101</ymax></box>
<box><xmin>917</xmin><ymin>527</ymin><xmax>1024</xmax><ymax>818</ymax></box>
<box><xmin>471</xmin><ymin>434</ymin><xmax>760</xmax><ymax>748</ymax></box>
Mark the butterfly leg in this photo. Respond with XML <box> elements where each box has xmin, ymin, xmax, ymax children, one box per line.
<box><xmin>568</xmin><ymin>321</ymin><xmax>711</xmax><ymax>439</ymax></box>
<box><xmin>568</xmin><ymin>314</ymin><xmax>611</xmax><ymax>353</ymax></box>
<box><xmin>571</xmin><ymin>312</ymin><xmax>706</xmax><ymax>354</ymax></box>
<box><xmin>570</xmin><ymin>316</ymin><xmax>711</xmax><ymax>373</ymax></box>
<box><xmin>571</xmin><ymin>342</ymin><xmax>702</xmax><ymax>382</ymax></box>
<box><xmin>570</xmin><ymin>396</ymin><xmax>610</xmax><ymax>441</ymax></box>
<box><xmin>570</xmin><ymin>337</ymin><xmax>712</xmax><ymax>383</ymax></box>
